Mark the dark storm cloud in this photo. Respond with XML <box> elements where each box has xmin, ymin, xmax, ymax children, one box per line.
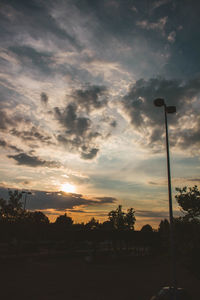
<box><xmin>162</xmin><ymin>1</ymin><xmax>200</xmax><ymax>78</ymax></box>
<box><xmin>122</xmin><ymin>77</ymin><xmax>200</xmax><ymax>151</ymax></box>
<box><xmin>10</xmin><ymin>127</ymin><xmax>52</xmax><ymax>144</ymax></box>
<box><xmin>188</xmin><ymin>178</ymin><xmax>200</xmax><ymax>182</ymax></box>
<box><xmin>8</xmin><ymin>152</ymin><xmax>60</xmax><ymax>168</ymax></box>
<box><xmin>9</xmin><ymin>46</ymin><xmax>53</xmax><ymax>75</ymax></box>
<box><xmin>0</xmin><ymin>110</ymin><xmax>20</xmax><ymax>130</ymax></box>
<box><xmin>72</xmin><ymin>85</ymin><xmax>108</xmax><ymax>112</ymax></box>
<box><xmin>28</xmin><ymin>191</ymin><xmax>116</xmax><ymax>210</ymax></box>
<box><xmin>0</xmin><ymin>0</ymin><xmax>81</xmax><ymax>51</ymax></box>
<box><xmin>110</xmin><ymin>120</ymin><xmax>117</xmax><ymax>127</ymax></box>
<box><xmin>0</xmin><ymin>138</ymin><xmax>22</xmax><ymax>152</ymax></box>
<box><xmin>81</xmin><ymin>148</ymin><xmax>99</xmax><ymax>160</ymax></box>
<box><xmin>0</xmin><ymin>188</ymin><xmax>117</xmax><ymax>211</ymax></box>
<box><xmin>95</xmin><ymin>196</ymin><xmax>116</xmax><ymax>204</ymax></box>
<box><xmin>0</xmin><ymin>139</ymin><xmax>6</xmax><ymax>147</ymax></box>
<box><xmin>40</xmin><ymin>92</ymin><xmax>48</xmax><ymax>105</ymax></box>
<box><xmin>54</xmin><ymin>104</ymin><xmax>91</xmax><ymax>136</ymax></box>
<box><xmin>53</xmin><ymin>83</ymin><xmax>114</xmax><ymax>159</ymax></box>
<box><xmin>54</xmin><ymin>99</ymin><xmax>102</xmax><ymax>159</ymax></box>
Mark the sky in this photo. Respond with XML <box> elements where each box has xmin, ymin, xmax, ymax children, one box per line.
<box><xmin>0</xmin><ymin>0</ymin><xmax>199</xmax><ymax>229</ymax></box>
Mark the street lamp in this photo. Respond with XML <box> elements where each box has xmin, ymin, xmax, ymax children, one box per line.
<box><xmin>154</xmin><ymin>98</ymin><xmax>177</xmax><ymax>298</ymax></box>
<box><xmin>22</xmin><ymin>191</ymin><xmax>32</xmax><ymax>210</ymax></box>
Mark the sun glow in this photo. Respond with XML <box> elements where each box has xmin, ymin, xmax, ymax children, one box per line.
<box><xmin>61</xmin><ymin>183</ymin><xmax>76</xmax><ymax>193</ymax></box>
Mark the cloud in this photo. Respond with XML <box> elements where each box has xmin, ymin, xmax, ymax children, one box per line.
<box><xmin>9</xmin><ymin>46</ymin><xmax>53</xmax><ymax>75</ymax></box>
<box><xmin>54</xmin><ymin>85</ymin><xmax>109</xmax><ymax>159</ymax></box>
<box><xmin>168</xmin><ymin>31</ymin><xmax>176</xmax><ymax>43</ymax></box>
<box><xmin>8</xmin><ymin>152</ymin><xmax>60</xmax><ymax>168</ymax></box>
<box><xmin>122</xmin><ymin>77</ymin><xmax>200</xmax><ymax>153</ymax></box>
<box><xmin>0</xmin><ymin>110</ymin><xmax>21</xmax><ymax>130</ymax></box>
<box><xmin>136</xmin><ymin>209</ymin><xmax>180</xmax><ymax>219</ymax></box>
<box><xmin>187</xmin><ymin>178</ymin><xmax>200</xmax><ymax>182</ymax></box>
<box><xmin>136</xmin><ymin>17</ymin><xmax>168</xmax><ymax>34</ymax></box>
<box><xmin>54</xmin><ymin>104</ymin><xmax>91</xmax><ymax>136</ymax></box>
<box><xmin>10</xmin><ymin>126</ymin><xmax>53</xmax><ymax>144</ymax></box>
<box><xmin>0</xmin><ymin>0</ymin><xmax>81</xmax><ymax>51</ymax></box>
<box><xmin>151</xmin><ymin>0</ymin><xmax>171</xmax><ymax>12</ymax></box>
<box><xmin>0</xmin><ymin>188</ymin><xmax>117</xmax><ymax>211</ymax></box>
<box><xmin>95</xmin><ymin>197</ymin><xmax>116</xmax><ymax>204</ymax></box>
<box><xmin>81</xmin><ymin>148</ymin><xmax>99</xmax><ymax>160</ymax></box>
<box><xmin>40</xmin><ymin>92</ymin><xmax>48</xmax><ymax>105</ymax></box>
<box><xmin>0</xmin><ymin>138</ymin><xmax>22</xmax><ymax>152</ymax></box>
<box><xmin>55</xmin><ymin>103</ymin><xmax>99</xmax><ymax>159</ymax></box>
<box><xmin>148</xmin><ymin>181</ymin><xmax>159</xmax><ymax>185</ymax></box>
<box><xmin>71</xmin><ymin>85</ymin><xmax>108</xmax><ymax>113</ymax></box>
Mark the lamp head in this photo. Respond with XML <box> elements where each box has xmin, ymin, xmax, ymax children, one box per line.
<box><xmin>154</xmin><ymin>98</ymin><xmax>165</xmax><ymax>107</ymax></box>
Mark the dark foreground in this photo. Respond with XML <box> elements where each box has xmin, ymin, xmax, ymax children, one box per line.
<box><xmin>0</xmin><ymin>255</ymin><xmax>199</xmax><ymax>300</ymax></box>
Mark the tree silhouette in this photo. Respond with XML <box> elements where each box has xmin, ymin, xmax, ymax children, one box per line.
<box><xmin>27</xmin><ymin>211</ymin><xmax>49</xmax><ymax>224</ymax></box>
<box><xmin>158</xmin><ymin>219</ymin><xmax>170</xmax><ymax>235</ymax></box>
<box><xmin>85</xmin><ymin>217</ymin><xmax>99</xmax><ymax>230</ymax></box>
<box><xmin>108</xmin><ymin>205</ymin><xmax>136</xmax><ymax>230</ymax></box>
<box><xmin>175</xmin><ymin>185</ymin><xmax>200</xmax><ymax>222</ymax></box>
<box><xmin>55</xmin><ymin>213</ymin><xmax>73</xmax><ymax>227</ymax></box>
<box><xmin>0</xmin><ymin>190</ymin><xmax>24</xmax><ymax>223</ymax></box>
<box><xmin>125</xmin><ymin>208</ymin><xmax>136</xmax><ymax>230</ymax></box>
<box><xmin>141</xmin><ymin>224</ymin><xmax>153</xmax><ymax>233</ymax></box>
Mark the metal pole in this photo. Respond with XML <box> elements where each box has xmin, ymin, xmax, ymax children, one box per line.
<box><xmin>164</xmin><ymin>105</ymin><xmax>177</xmax><ymax>299</ymax></box>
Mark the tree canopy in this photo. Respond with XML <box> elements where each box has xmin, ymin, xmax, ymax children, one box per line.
<box><xmin>108</xmin><ymin>205</ymin><xmax>136</xmax><ymax>230</ymax></box>
<box><xmin>0</xmin><ymin>190</ymin><xmax>23</xmax><ymax>223</ymax></box>
<box><xmin>141</xmin><ymin>224</ymin><xmax>153</xmax><ymax>233</ymax></box>
<box><xmin>175</xmin><ymin>185</ymin><xmax>200</xmax><ymax>222</ymax></box>
<box><xmin>55</xmin><ymin>213</ymin><xmax>73</xmax><ymax>227</ymax></box>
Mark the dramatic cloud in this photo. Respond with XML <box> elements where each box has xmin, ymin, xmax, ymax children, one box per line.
<box><xmin>122</xmin><ymin>77</ymin><xmax>200</xmax><ymax>152</ymax></box>
<box><xmin>0</xmin><ymin>188</ymin><xmax>117</xmax><ymax>211</ymax></box>
<box><xmin>53</xmin><ymin>85</ymin><xmax>110</xmax><ymax>159</ymax></box>
<box><xmin>8</xmin><ymin>152</ymin><xmax>60</xmax><ymax>168</ymax></box>
<box><xmin>0</xmin><ymin>110</ymin><xmax>21</xmax><ymax>130</ymax></box>
<box><xmin>95</xmin><ymin>197</ymin><xmax>116</xmax><ymax>204</ymax></box>
<box><xmin>10</xmin><ymin>127</ymin><xmax>53</xmax><ymax>144</ymax></box>
<box><xmin>9</xmin><ymin>46</ymin><xmax>53</xmax><ymax>75</ymax></box>
<box><xmin>40</xmin><ymin>92</ymin><xmax>48</xmax><ymax>105</ymax></box>
<box><xmin>0</xmin><ymin>0</ymin><xmax>200</xmax><ymax>227</ymax></box>
<box><xmin>0</xmin><ymin>138</ymin><xmax>22</xmax><ymax>152</ymax></box>
<box><xmin>71</xmin><ymin>85</ymin><xmax>108</xmax><ymax>112</ymax></box>
<box><xmin>81</xmin><ymin>148</ymin><xmax>99</xmax><ymax>160</ymax></box>
<box><xmin>136</xmin><ymin>16</ymin><xmax>168</xmax><ymax>34</ymax></box>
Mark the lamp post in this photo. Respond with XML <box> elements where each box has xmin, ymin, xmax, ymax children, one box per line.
<box><xmin>22</xmin><ymin>191</ymin><xmax>32</xmax><ymax>210</ymax></box>
<box><xmin>154</xmin><ymin>98</ymin><xmax>177</xmax><ymax>298</ymax></box>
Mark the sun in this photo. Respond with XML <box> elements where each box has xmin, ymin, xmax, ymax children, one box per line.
<box><xmin>61</xmin><ymin>183</ymin><xmax>76</xmax><ymax>193</ymax></box>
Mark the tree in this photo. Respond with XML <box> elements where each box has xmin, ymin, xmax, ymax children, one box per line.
<box><xmin>27</xmin><ymin>211</ymin><xmax>49</xmax><ymax>224</ymax></box>
<box><xmin>125</xmin><ymin>208</ymin><xmax>136</xmax><ymax>230</ymax></box>
<box><xmin>108</xmin><ymin>205</ymin><xmax>125</xmax><ymax>230</ymax></box>
<box><xmin>175</xmin><ymin>185</ymin><xmax>200</xmax><ymax>222</ymax></box>
<box><xmin>0</xmin><ymin>190</ymin><xmax>24</xmax><ymax>223</ymax></box>
<box><xmin>158</xmin><ymin>219</ymin><xmax>170</xmax><ymax>235</ymax></box>
<box><xmin>55</xmin><ymin>213</ymin><xmax>73</xmax><ymax>227</ymax></box>
<box><xmin>85</xmin><ymin>217</ymin><xmax>99</xmax><ymax>230</ymax></box>
<box><xmin>141</xmin><ymin>224</ymin><xmax>153</xmax><ymax>233</ymax></box>
<box><xmin>108</xmin><ymin>205</ymin><xmax>136</xmax><ymax>230</ymax></box>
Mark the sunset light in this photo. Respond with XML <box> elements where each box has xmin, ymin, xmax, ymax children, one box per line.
<box><xmin>61</xmin><ymin>183</ymin><xmax>76</xmax><ymax>193</ymax></box>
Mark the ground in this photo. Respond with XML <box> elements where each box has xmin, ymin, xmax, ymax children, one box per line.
<box><xmin>0</xmin><ymin>255</ymin><xmax>199</xmax><ymax>300</ymax></box>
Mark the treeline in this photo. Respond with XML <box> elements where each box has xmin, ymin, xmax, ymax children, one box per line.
<box><xmin>0</xmin><ymin>186</ymin><xmax>200</xmax><ymax>276</ymax></box>
<box><xmin>0</xmin><ymin>190</ymin><xmax>137</xmax><ymax>230</ymax></box>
